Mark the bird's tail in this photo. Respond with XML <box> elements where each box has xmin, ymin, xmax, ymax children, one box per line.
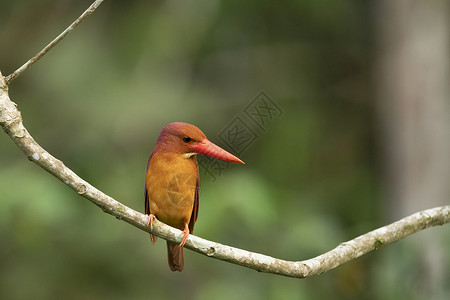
<box><xmin>150</xmin><ymin>234</ymin><xmax>157</xmax><ymax>244</ymax></box>
<box><xmin>167</xmin><ymin>241</ymin><xmax>184</xmax><ymax>272</ymax></box>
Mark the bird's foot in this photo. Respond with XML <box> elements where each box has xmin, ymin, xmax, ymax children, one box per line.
<box><xmin>146</xmin><ymin>214</ymin><xmax>157</xmax><ymax>232</ymax></box>
<box><xmin>179</xmin><ymin>223</ymin><xmax>190</xmax><ymax>247</ymax></box>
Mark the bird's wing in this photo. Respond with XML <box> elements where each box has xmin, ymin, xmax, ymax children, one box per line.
<box><xmin>144</xmin><ymin>152</ymin><xmax>154</xmax><ymax>215</ymax></box>
<box><xmin>188</xmin><ymin>176</ymin><xmax>199</xmax><ymax>234</ymax></box>
<box><xmin>145</xmin><ymin>187</ymin><xmax>150</xmax><ymax>215</ymax></box>
<box><xmin>145</xmin><ymin>152</ymin><xmax>158</xmax><ymax>243</ymax></box>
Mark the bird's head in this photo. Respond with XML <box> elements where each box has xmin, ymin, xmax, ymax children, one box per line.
<box><xmin>155</xmin><ymin>122</ymin><xmax>244</xmax><ymax>164</ymax></box>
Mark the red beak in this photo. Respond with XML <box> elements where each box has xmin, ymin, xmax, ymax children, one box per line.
<box><xmin>189</xmin><ymin>139</ymin><xmax>245</xmax><ymax>164</ymax></box>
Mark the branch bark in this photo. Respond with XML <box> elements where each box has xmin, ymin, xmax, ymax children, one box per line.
<box><xmin>1</xmin><ymin>0</ymin><xmax>449</xmax><ymax>279</ymax></box>
<box><xmin>1</xmin><ymin>73</ymin><xmax>449</xmax><ymax>278</ymax></box>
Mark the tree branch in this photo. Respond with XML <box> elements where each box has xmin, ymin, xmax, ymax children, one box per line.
<box><xmin>1</xmin><ymin>0</ymin><xmax>449</xmax><ymax>278</ymax></box>
<box><xmin>1</xmin><ymin>72</ymin><xmax>449</xmax><ymax>278</ymax></box>
<box><xmin>5</xmin><ymin>0</ymin><xmax>104</xmax><ymax>84</ymax></box>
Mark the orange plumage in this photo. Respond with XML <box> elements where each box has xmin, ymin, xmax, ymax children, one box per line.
<box><xmin>145</xmin><ymin>122</ymin><xmax>244</xmax><ymax>271</ymax></box>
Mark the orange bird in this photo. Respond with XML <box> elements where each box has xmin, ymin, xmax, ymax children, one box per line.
<box><xmin>145</xmin><ymin>122</ymin><xmax>244</xmax><ymax>271</ymax></box>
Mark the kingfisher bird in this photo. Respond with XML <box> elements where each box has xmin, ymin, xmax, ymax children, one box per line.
<box><xmin>145</xmin><ymin>122</ymin><xmax>244</xmax><ymax>271</ymax></box>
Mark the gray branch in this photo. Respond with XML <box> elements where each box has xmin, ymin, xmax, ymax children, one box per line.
<box><xmin>1</xmin><ymin>72</ymin><xmax>449</xmax><ymax>278</ymax></box>
<box><xmin>1</xmin><ymin>0</ymin><xmax>449</xmax><ymax>278</ymax></box>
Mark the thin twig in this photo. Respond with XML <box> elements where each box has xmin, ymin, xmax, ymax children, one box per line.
<box><xmin>0</xmin><ymin>75</ymin><xmax>449</xmax><ymax>278</ymax></box>
<box><xmin>5</xmin><ymin>0</ymin><xmax>104</xmax><ymax>85</ymax></box>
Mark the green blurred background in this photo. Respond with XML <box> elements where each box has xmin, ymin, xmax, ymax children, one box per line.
<box><xmin>1</xmin><ymin>1</ymin><xmax>449</xmax><ymax>299</ymax></box>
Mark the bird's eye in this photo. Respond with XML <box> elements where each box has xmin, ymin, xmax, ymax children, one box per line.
<box><xmin>182</xmin><ymin>136</ymin><xmax>191</xmax><ymax>143</ymax></box>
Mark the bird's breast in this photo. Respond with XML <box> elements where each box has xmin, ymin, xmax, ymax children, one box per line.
<box><xmin>145</xmin><ymin>153</ymin><xmax>198</xmax><ymax>228</ymax></box>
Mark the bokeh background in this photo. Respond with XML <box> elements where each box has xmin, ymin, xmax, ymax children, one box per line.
<box><xmin>1</xmin><ymin>1</ymin><xmax>449</xmax><ymax>299</ymax></box>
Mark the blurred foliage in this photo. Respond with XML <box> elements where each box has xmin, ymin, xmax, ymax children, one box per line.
<box><xmin>0</xmin><ymin>0</ymin><xmax>448</xmax><ymax>299</ymax></box>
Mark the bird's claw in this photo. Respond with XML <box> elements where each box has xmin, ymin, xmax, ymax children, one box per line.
<box><xmin>146</xmin><ymin>214</ymin><xmax>156</xmax><ymax>232</ymax></box>
<box><xmin>179</xmin><ymin>224</ymin><xmax>190</xmax><ymax>247</ymax></box>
